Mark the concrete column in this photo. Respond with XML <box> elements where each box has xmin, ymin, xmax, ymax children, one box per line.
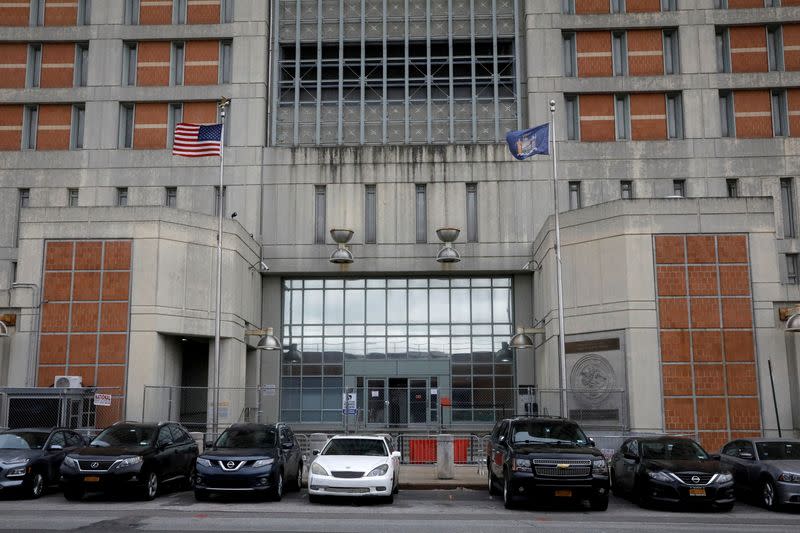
<box><xmin>436</xmin><ymin>434</ymin><xmax>454</xmax><ymax>479</ymax></box>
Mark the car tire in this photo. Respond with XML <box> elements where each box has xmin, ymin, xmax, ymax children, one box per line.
<box><xmin>26</xmin><ymin>472</ymin><xmax>46</xmax><ymax>499</ymax></box>
<box><xmin>182</xmin><ymin>463</ymin><xmax>196</xmax><ymax>491</ymax></box>
<box><xmin>385</xmin><ymin>493</ymin><xmax>394</xmax><ymax>504</ymax></box>
<box><xmin>194</xmin><ymin>489</ymin><xmax>210</xmax><ymax>502</ymax></box>
<box><xmin>63</xmin><ymin>487</ymin><xmax>84</xmax><ymax>501</ymax></box>
<box><xmin>761</xmin><ymin>478</ymin><xmax>778</xmax><ymax>511</ymax></box>
<box><xmin>293</xmin><ymin>463</ymin><xmax>303</xmax><ymax>492</ymax></box>
<box><xmin>392</xmin><ymin>474</ymin><xmax>399</xmax><ymax>495</ymax></box>
<box><xmin>590</xmin><ymin>494</ymin><xmax>609</xmax><ymax>511</ymax></box>
<box><xmin>488</xmin><ymin>465</ymin><xmax>499</xmax><ymax>496</ymax></box>
<box><xmin>269</xmin><ymin>470</ymin><xmax>283</xmax><ymax>502</ymax></box>
<box><xmin>142</xmin><ymin>471</ymin><xmax>159</xmax><ymax>501</ymax></box>
<box><xmin>502</xmin><ymin>470</ymin><xmax>516</xmax><ymax>509</ymax></box>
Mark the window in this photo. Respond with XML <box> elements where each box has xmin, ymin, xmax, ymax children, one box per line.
<box><xmin>563</xmin><ymin>33</ymin><xmax>576</xmax><ymax>77</ymax></box>
<box><xmin>75</xmin><ymin>44</ymin><xmax>89</xmax><ymax>86</ymax></box>
<box><xmin>168</xmin><ymin>103</ymin><xmax>183</xmax><ymax>147</ymax></box>
<box><xmin>673</xmin><ymin>179</ymin><xmax>686</xmax><ymax>197</ymax></box>
<box><xmin>78</xmin><ymin>0</ymin><xmax>91</xmax><ymax>25</ymax></box>
<box><xmin>125</xmin><ymin>0</ymin><xmax>140</xmax><ymax>24</ymax></box>
<box><xmin>727</xmin><ymin>179</ymin><xmax>739</xmax><ymax>198</ymax></box>
<box><xmin>166</xmin><ymin>187</ymin><xmax>177</xmax><ymax>208</ymax></box>
<box><xmin>716</xmin><ymin>29</ymin><xmax>730</xmax><ymax>73</ymax></box>
<box><xmin>23</xmin><ymin>105</ymin><xmax>38</xmax><ymax>150</ymax></box>
<box><xmin>171</xmin><ymin>42</ymin><xmax>184</xmax><ymax>86</ymax></box>
<box><xmin>715</xmin><ymin>0</ymin><xmax>727</xmax><ymax>7</ymax></box>
<box><xmin>781</xmin><ymin>178</ymin><xmax>796</xmax><ymax>238</ymax></box>
<box><xmin>766</xmin><ymin>0</ymin><xmax>780</xmax><ymax>7</ymax></box>
<box><xmin>565</xmin><ymin>95</ymin><xmax>579</xmax><ymax>141</ymax></box>
<box><xmin>569</xmin><ymin>181</ymin><xmax>581</xmax><ymax>210</ymax></box>
<box><xmin>415</xmin><ymin>184</ymin><xmax>427</xmax><ymax>243</ymax></box>
<box><xmin>157</xmin><ymin>426</ymin><xmax>173</xmax><ymax>447</ymax></box>
<box><xmin>772</xmin><ymin>90</ymin><xmax>788</xmax><ymax>137</ymax></box>
<box><xmin>221</xmin><ymin>0</ymin><xmax>234</xmax><ymax>22</ymax></box>
<box><xmin>71</xmin><ymin>105</ymin><xmax>85</xmax><ymax>149</ymax></box>
<box><xmin>119</xmin><ymin>103</ymin><xmax>134</xmax><ymax>148</ymax></box>
<box><xmin>612</xmin><ymin>32</ymin><xmax>627</xmax><ymax>76</ymax></box>
<box><xmin>562</xmin><ymin>0</ymin><xmax>575</xmax><ymax>13</ymax></box>
<box><xmin>667</xmin><ymin>93</ymin><xmax>684</xmax><ymax>139</ymax></box>
<box><xmin>788</xmin><ymin>254</ymin><xmax>799</xmax><ymax>284</ymax></box>
<box><xmin>314</xmin><ymin>185</ymin><xmax>326</xmax><ymax>244</ymax></box>
<box><xmin>615</xmin><ymin>95</ymin><xmax>629</xmax><ymax>141</ymax></box>
<box><xmin>220</xmin><ymin>40</ymin><xmax>232</xmax><ymax>84</ymax></box>
<box><xmin>663</xmin><ymin>30</ymin><xmax>679</xmax><ymax>75</ymax></box>
<box><xmin>123</xmin><ymin>42</ymin><xmax>137</xmax><ymax>86</ymax></box>
<box><xmin>611</xmin><ymin>0</ymin><xmax>625</xmax><ymax>13</ymax></box>
<box><xmin>15</xmin><ymin>189</ymin><xmax>29</xmax><ymax>246</ymax></box>
<box><xmin>214</xmin><ymin>185</ymin><xmax>226</xmax><ymax>217</ymax></box>
<box><xmin>68</xmin><ymin>188</ymin><xmax>79</xmax><ymax>207</ymax></box>
<box><xmin>768</xmin><ymin>26</ymin><xmax>784</xmax><ymax>72</ymax></box>
<box><xmin>620</xmin><ymin>180</ymin><xmax>633</xmax><ymax>199</ymax></box>
<box><xmin>174</xmin><ymin>0</ymin><xmax>187</xmax><ymax>24</ymax></box>
<box><xmin>27</xmin><ymin>44</ymin><xmax>41</xmax><ymax>88</ymax></box>
<box><xmin>364</xmin><ymin>185</ymin><xmax>376</xmax><ymax>244</ymax></box>
<box><xmin>661</xmin><ymin>0</ymin><xmax>677</xmax><ymax>10</ymax></box>
<box><xmin>466</xmin><ymin>183</ymin><xmax>478</xmax><ymax>242</ymax></box>
<box><xmin>117</xmin><ymin>187</ymin><xmax>129</xmax><ymax>207</ymax></box>
<box><xmin>30</xmin><ymin>0</ymin><xmax>45</xmax><ymax>26</ymax></box>
<box><xmin>719</xmin><ymin>91</ymin><xmax>734</xmax><ymax>138</ymax></box>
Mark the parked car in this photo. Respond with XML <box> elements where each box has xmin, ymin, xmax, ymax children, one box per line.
<box><xmin>0</xmin><ymin>428</ymin><xmax>86</xmax><ymax>498</ymax></box>
<box><xmin>720</xmin><ymin>438</ymin><xmax>800</xmax><ymax>510</ymax></box>
<box><xmin>610</xmin><ymin>436</ymin><xmax>734</xmax><ymax>511</ymax></box>
<box><xmin>59</xmin><ymin>421</ymin><xmax>198</xmax><ymax>501</ymax></box>
<box><xmin>194</xmin><ymin>423</ymin><xmax>302</xmax><ymax>501</ymax></box>
<box><xmin>486</xmin><ymin>416</ymin><xmax>609</xmax><ymax>510</ymax></box>
<box><xmin>308</xmin><ymin>435</ymin><xmax>401</xmax><ymax>503</ymax></box>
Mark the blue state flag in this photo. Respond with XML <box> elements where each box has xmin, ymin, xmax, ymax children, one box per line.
<box><xmin>506</xmin><ymin>123</ymin><xmax>550</xmax><ymax>160</ymax></box>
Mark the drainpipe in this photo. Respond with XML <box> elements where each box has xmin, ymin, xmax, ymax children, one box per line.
<box><xmin>11</xmin><ymin>283</ymin><xmax>41</xmax><ymax>387</ymax></box>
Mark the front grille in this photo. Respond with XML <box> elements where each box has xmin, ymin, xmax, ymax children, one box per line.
<box><xmin>322</xmin><ymin>487</ymin><xmax>370</xmax><ymax>493</ymax></box>
<box><xmin>331</xmin><ymin>471</ymin><xmax>364</xmax><ymax>479</ymax></box>
<box><xmin>533</xmin><ymin>459</ymin><xmax>591</xmax><ymax>478</ymax></box>
<box><xmin>216</xmin><ymin>460</ymin><xmax>250</xmax><ymax>471</ymax></box>
<box><xmin>674</xmin><ymin>473</ymin><xmax>714</xmax><ymax>485</ymax></box>
<box><xmin>78</xmin><ymin>460</ymin><xmax>116</xmax><ymax>471</ymax></box>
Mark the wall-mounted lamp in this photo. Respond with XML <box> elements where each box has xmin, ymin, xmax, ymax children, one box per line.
<box><xmin>245</xmin><ymin>327</ymin><xmax>282</xmax><ymax>351</ymax></box>
<box><xmin>0</xmin><ymin>320</ymin><xmax>8</xmax><ymax>337</ymax></box>
<box><xmin>435</xmin><ymin>227</ymin><xmax>461</xmax><ymax>263</ymax></box>
<box><xmin>508</xmin><ymin>326</ymin><xmax>546</xmax><ymax>349</ymax></box>
<box><xmin>329</xmin><ymin>228</ymin><xmax>354</xmax><ymax>264</ymax></box>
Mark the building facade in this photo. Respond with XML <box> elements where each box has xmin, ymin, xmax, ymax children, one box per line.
<box><xmin>1</xmin><ymin>0</ymin><xmax>800</xmax><ymax>446</ymax></box>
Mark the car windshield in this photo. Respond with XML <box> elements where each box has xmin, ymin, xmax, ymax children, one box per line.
<box><xmin>91</xmin><ymin>426</ymin><xmax>155</xmax><ymax>447</ymax></box>
<box><xmin>511</xmin><ymin>421</ymin><xmax>588</xmax><ymax>445</ymax></box>
<box><xmin>0</xmin><ymin>432</ymin><xmax>48</xmax><ymax>450</ymax></box>
<box><xmin>215</xmin><ymin>427</ymin><xmax>277</xmax><ymax>449</ymax></box>
<box><xmin>322</xmin><ymin>438</ymin><xmax>387</xmax><ymax>456</ymax></box>
<box><xmin>755</xmin><ymin>441</ymin><xmax>800</xmax><ymax>460</ymax></box>
<box><xmin>642</xmin><ymin>440</ymin><xmax>709</xmax><ymax>460</ymax></box>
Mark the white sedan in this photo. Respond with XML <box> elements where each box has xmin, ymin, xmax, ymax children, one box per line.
<box><xmin>308</xmin><ymin>435</ymin><xmax>401</xmax><ymax>503</ymax></box>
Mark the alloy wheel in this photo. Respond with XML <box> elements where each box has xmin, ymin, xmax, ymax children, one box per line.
<box><xmin>762</xmin><ymin>479</ymin><xmax>775</xmax><ymax>509</ymax></box>
<box><xmin>147</xmin><ymin>472</ymin><xmax>158</xmax><ymax>500</ymax></box>
<box><xmin>30</xmin><ymin>473</ymin><xmax>45</xmax><ymax>499</ymax></box>
<box><xmin>503</xmin><ymin>472</ymin><xmax>514</xmax><ymax>509</ymax></box>
<box><xmin>296</xmin><ymin>464</ymin><xmax>303</xmax><ymax>491</ymax></box>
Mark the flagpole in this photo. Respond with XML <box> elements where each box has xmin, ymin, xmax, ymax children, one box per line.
<box><xmin>213</xmin><ymin>98</ymin><xmax>230</xmax><ymax>440</ymax></box>
<box><xmin>549</xmin><ymin>99</ymin><xmax>568</xmax><ymax>418</ymax></box>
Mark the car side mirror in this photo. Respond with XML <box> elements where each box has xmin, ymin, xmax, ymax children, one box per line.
<box><xmin>391</xmin><ymin>451</ymin><xmax>401</xmax><ymax>458</ymax></box>
<box><xmin>312</xmin><ymin>449</ymin><xmax>320</xmax><ymax>456</ymax></box>
<box><xmin>623</xmin><ymin>452</ymin><xmax>639</xmax><ymax>462</ymax></box>
<box><xmin>710</xmin><ymin>453</ymin><xmax>721</xmax><ymax>461</ymax></box>
<box><xmin>587</xmin><ymin>438</ymin><xmax>596</xmax><ymax>447</ymax></box>
<box><xmin>739</xmin><ymin>451</ymin><xmax>754</xmax><ymax>460</ymax></box>
<box><xmin>49</xmin><ymin>444</ymin><xmax>63</xmax><ymax>451</ymax></box>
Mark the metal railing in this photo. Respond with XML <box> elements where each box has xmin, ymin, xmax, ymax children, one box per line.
<box><xmin>0</xmin><ymin>387</ymin><xmax>122</xmax><ymax>435</ymax></box>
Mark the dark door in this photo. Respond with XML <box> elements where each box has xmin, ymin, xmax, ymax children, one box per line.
<box><xmin>366</xmin><ymin>379</ymin><xmax>386</xmax><ymax>426</ymax></box>
<box><xmin>44</xmin><ymin>431</ymin><xmax>67</xmax><ymax>481</ymax></box>
<box><xmin>619</xmin><ymin>440</ymin><xmax>639</xmax><ymax>493</ymax></box>
<box><xmin>409</xmin><ymin>379</ymin><xmax>427</xmax><ymax>424</ymax></box>
<box><xmin>388</xmin><ymin>378</ymin><xmax>408</xmax><ymax>426</ymax></box>
<box><xmin>155</xmin><ymin>426</ymin><xmax>177</xmax><ymax>478</ymax></box>
<box><xmin>280</xmin><ymin>428</ymin><xmax>300</xmax><ymax>481</ymax></box>
<box><xmin>169</xmin><ymin>425</ymin><xmax>196</xmax><ymax>475</ymax></box>
<box><xmin>491</xmin><ymin>421</ymin><xmax>508</xmax><ymax>481</ymax></box>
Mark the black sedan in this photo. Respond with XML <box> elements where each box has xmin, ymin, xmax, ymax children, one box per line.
<box><xmin>610</xmin><ymin>436</ymin><xmax>734</xmax><ymax>510</ymax></box>
<box><xmin>0</xmin><ymin>428</ymin><xmax>86</xmax><ymax>498</ymax></box>
<box><xmin>194</xmin><ymin>423</ymin><xmax>303</xmax><ymax>501</ymax></box>
<box><xmin>721</xmin><ymin>438</ymin><xmax>800</xmax><ymax>510</ymax></box>
<box><xmin>60</xmin><ymin>421</ymin><xmax>198</xmax><ymax>501</ymax></box>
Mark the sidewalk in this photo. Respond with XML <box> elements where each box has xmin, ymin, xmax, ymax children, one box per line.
<box><xmin>398</xmin><ymin>464</ymin><xmax>486</xmax><ymax>490</ymax></box>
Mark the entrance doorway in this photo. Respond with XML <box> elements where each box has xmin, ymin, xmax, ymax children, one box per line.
<box><xmin>179</xmin><ymin>338</ymin><xmax>208</xmax><ymax>432</ymax></box>
<box><xmin>363</xmin><ymin>377</ymin><xmax>438</xmax><ymax>427</ymax></box>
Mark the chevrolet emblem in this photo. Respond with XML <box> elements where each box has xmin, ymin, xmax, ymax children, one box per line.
<box><xmin>557</xmin><ymin>464</ymin><xmax>570</xmax><ymax>469</ymax></box>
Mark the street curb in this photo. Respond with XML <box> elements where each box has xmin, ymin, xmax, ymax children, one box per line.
<box><xmin>399</xmin><ymin>482</ymin><xmax>485</xmax><ymax>490</ymax></box>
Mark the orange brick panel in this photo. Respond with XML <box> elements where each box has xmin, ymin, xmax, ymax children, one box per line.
<box><xmin>734</xmin><ymin>90</ymin><xmax>773</xmax><ymax>139</ymax></box>
<box><xmin>686</xmin><ymin>236</ymin><xmax>716</xmax><ymax>264</ymax></box>
<box><xmin>664</xmin><ymin>397</ymin><xmax>695</xmax><ymax>430</ymax></box>
<box><xmin>188</xmin><ymin>0</ymin><xmax>221</xmax><ymax>24</ymax></box>
<box><xmin>694</xmin><ymin>365</ymin><xmax>725</xmax><ymax>396</ymax></box>
<box><xmin>75</xmin><ymin>241</ymin><xmax>103</xmax><ymax>270</ymax></box>
<box><xmin>72</xmin><ymin>271</ymin><xmax>101</xmax><ymax>301</ymax></box>
<box><xmin>0</xmin><ymin>104</ymin><xmax>24</xmax><ymax>150</ymax></box>
<box><xmin>721</xmin><ymin>298</ymin><xmax>753</xmax><ymax>328</ymax></box>
<box><xmin>134</xmin><ymin>103</ymin><xmax>168</xmax><ymax>149</ymax></box>
<box><xmin>729</xmin><ymin>397</ymin><xmax>761</xmax><ymax>431</ymax></box>
<box><xmin>0</xmin><ymin>0</ymin><xmax>30</xmax><ymax>26</ymax></box>
<box><xmin>627</xmin><ymin>30</ymin><xmax>663</xmax><ymax>76</ymax></box>
<box><xmin>99</xmin><ymin>334</ymin><xmax>128</xmax><ymax>364</ymax></box>
<box><xmin>39</xmin><ymin>335</ymin><xmax>68</xmax><ymax>364</ymax></box>
<box><xmin>657</xmin><ymin>266</ymin><xmax>686</xmax><ymax>296</ymax></box>
<box><xmin>692</xmin><ymin>330</ymin><xmax>723</xmax><ymax>362</ymax></box>
<box><xmin>66</xmin><ymin>365</ymin><xmax>96</xmax><ymax>387</ymax></box>
<box><xmin>44</xmin><ymin>2</ymin><xmax>77</xmax><ymax>26</ymax></box>
<box><xmin>46</xmin><ymin>241</ymin><xmax>74</xmax><ymax>270</ymax></box>
<box><xmin>40</xmin><ymin>43</ymin><xmax>75</xmax><ymax>88</ymax></box>
<box><xmin>100</xmin><ymin>302</ymin><xmax>129</xmax><ymax>332</ymax></box>
<box><xmin>719</xmin><ymin>265</ymin><xmax>750</xmax><ymax>296</ymax></box>
<box><xmin>726</xmin><ymin>364</ymin><xmax>758</xmax><ymax>396</ymax></box>
<box><xmin>0</xmin><ymin>44</ymin><xmax>28</xmax><ymax>88</ymax></box>
<box><xmin>662</xmin><ymin>364</ymin><xmax>693</xmax><ymax>396</ymax></box>
<box><xmin>723</xmin><ymin>330</ymin><xmax>755</xmax><ymax>362</ymax></box>
<box><xmin>576</xmin><ymin>32</ymin><xmax>612</xmax><ymax>78</ymax></box>
<box><xmin>139</xmin><ymin>2</ymin><xmax>173</xmax><ymax>24</ymax></box>
<box><xmin>44</xmin><ymin>271</ymin><xmax>72</xmax><ymax>301</ymax></box>
<box><xmin>688</xmin><ymin>266</ymin><xmax>719</xmax><ymax>296</ymax></box>
<box><xmin>785</xmin><ymin>25</ymin><xmax>800</xmax><ymax>71</ymax></box>
<box><xmin>784</xmin><ymin>0</ymin><xmax>800</xmax><ymax>5</ymax></box>
<box><xmin>690</xmin><ymin>298</ymin><xmax>720</xmax><ymax>329</ymax></box>
<box><xmin>660</xmin><ymin>330</ymin><xmax>691</xmax><ymax>362</ymax></box>
<box><xmin>97</xmin><ymin>365</ymin><xmax>126</xmax><ymax>389</ymax></box>
<box><xmin>575</xmin><ymin>0</ymin><xmax>609</xmax><ymax>13</ymax></box>
<box><xmin>696</xmin><ymin>398</ymin><xmax>728</xmax><ymax>430</ymax></box>
<box><xmin>655</xmin><ymin>235</ymin><xmax>685</xmax><ymax>264</ymax></box>
<box><xmin>102</xmin><ymin>271</ymin><xmax>130</xmax><ymax>301</ymax></box>
<box><xmin>626</xmin><ymin>0</ymin><xmax>661</xmax><ymax>12</ymax></box>
<box><xmin>183</xmin><ymin>101</ymin><xmax>218</xmax><ymax>124</ymax></box>
<box><xmin>579</xmin><ymin>94</ymin><xmax>615</xmax><ymax>141</ymax></box>
<box><xmin>729</xmin><ymin>26</ymin><xmax>768</xmax><ymax>74</ymax></box>
<box><xmin>71</xmin><ymin>302</ymin><xmax>99</xmax><ymax>332</ymax></box>
<box><xmin>728</xmin><ymin>0</ymin><xmax>769</xmax><ymax>7</ymax></box>
<box><xmin>38</xmin><ymin>366</ymin><xmax>66</xmax><ymax>387</ymax></box>
<box><xmin>717</xmin><ymin>235</ymin><xmax>748</xmax><ymax>263</ymax></box>
<box><xmin>41</xmin><ymin>303</ymin><xmax>70</xmax><ymax>333</ymax></box>
<box><xmin>789</xmin><ymin>90</ymin><xmax>800</xmax><ymax>138</ymax></box>
<box><xmin>630</xmin><ymin>93</ymin><xmax>667</xmax><ymax>141</ymax></box>
<box><xmin>137</xmin><ymin>41</ymin><xmax>171</xmax><ymax>86</ymax></box>
<box><xmin>104</xmin><ymin>241</ymin><xmax>132</xmax><ymax>270</ymax></box>
<box><xmin>659</xmin><ymin>299</ymin><xmax>689</xmax><ymax>329</ymax></box>
<box><xmin>185</xmin><ymin>41</ymin><xmax>220</xmax><ymax>85</ymax></box>
<box><xmin>69</xmin><ymin>334</ymin><xmax>98</xmax><ymax>364</ymax></box>
<box><xmin>37</xmin><ymin>104</ymin><xmax>72</xmax><ymax>150</ymax></box>
<box><xmin>698</xmin><ymin>432</ymin><xmax>729</xmax><ymax>454</ymax></box>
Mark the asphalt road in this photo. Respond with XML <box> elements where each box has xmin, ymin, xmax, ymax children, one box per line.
<box><xmin>0</xmin><ymin>488</ymin><xmax>797</xmax><ymax>532</ymax></box>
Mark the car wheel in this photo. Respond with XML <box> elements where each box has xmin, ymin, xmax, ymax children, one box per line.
<box><xmin>26</xmin><ymin>472</ymin><xmax>46</xmax><ymax>499</ymax></box>
<box><xmin>761</xmin><ymin>478</ymin><xmax>778</xmax><ymax>510</ymax></box>
<box><xmin>503</xmin><ymin>470</ymin><xmax>516</xmax><ymax>509</ymax></box>
<box><xmin>293</xmin><ymin>463</ymin><xmax>303</xmax><ymax>492</ymax></box>
<box><xmin>488</xmin><ymin>464</ymin><xmax>499</xmax><ymax>496</ymax></box>
<box><xmin>63</xmin><ymin>487</ymin><xmax>84</xmax><ymax>501</ymax></box>
<box><xmin>392</xmin><ymin>474</ymin><xmax>399</xmax><ymax>495</ymax></box>
<box><xmin>182</xmin><ymin>463</ymin><xmax>196</xmax><ymax>491</ymax></box>
<box><xmin>270</xmin><ymin>470</ymin><xmax>283</xmax><ymax>502</ymax></box>
<box><xmin>590</xmin><ymin>494</ymin><xmax>609</xmax><ymax>511</ymax></box>
<box><xmin>142</xmin><ymin>471</ymin><xmax>159</xmax><ymax>501</ymax></box>
<box><xmin>194</xmin><ymin>489</ymin><xmax>210</xmax><ymax>502</ymax></box>
<box><xmin>385</xmin><ymin>493</ymin><xmax>395</xmax><ymax>504</ymax></box>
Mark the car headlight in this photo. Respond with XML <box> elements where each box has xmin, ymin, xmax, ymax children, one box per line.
<box><xmin>778</xmin><ymin>472</ymin><xmax>800</xmax><ymax>483</ymax></box>
<box><xmin>716</xmin><ymin>472</ymin><xmax>733</xmax><ymax>484</ymax></box>
<box><xmin>62</xmin><ymin>456</ymin><xmax>78</xmax><ymax>469</ymax></box>
<box><xmin>512</xmin><ymin>458</ymin><xmax>532</xmax><ymax>472</ymax></box>
<box><xmin>115</xmin><ymin>456</ymin><xmax>143</xmax><ymax>470</ymax></box>
<box><xmin>311</xmin><ymin>462</ymin><xmax>329</xmax><ymax>476</ymax></box>
<box><xmin>253</xmin><ymin>458</ymin><xmax>275</xmax><ymax>468</ymax></box>
<box><xmin>366</xmin><ymin>464</ymin><xmax>389</xmax><ymax>477</ymax></box>
<box><xmin>592</xmin><ymin>458</ymin><xmax>608</xmax><ymax>475</ymax></box>
<box><xmin>1</xmin><ymin>457</ymin><xmax>30</xmax><ymax>466</ymax></box>
<box><xmin>196</xmin><ymin>458</ymin><xmax>213</xmax><ymax>468</ymax></box>
<box><xmin>647</xmin><ymin>470</ymin><xmax>673</xmax><ymax>483</ymax></box>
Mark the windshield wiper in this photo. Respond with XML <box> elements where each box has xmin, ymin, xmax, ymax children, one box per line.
<box><xmin>546</xmin><ymin>440</ymin><xmax>578</xmax><ymax>447</ymax></box>
<box><xmin>513</xmin><ymin>439</ymin><xmax>546</xmax><ymax>445</ymax></box>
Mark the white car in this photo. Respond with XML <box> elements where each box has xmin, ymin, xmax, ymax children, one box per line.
<box><xmin>308</xmin><ymin>435</ymin><xmax>401</xmax><ymax>503</ymax></box>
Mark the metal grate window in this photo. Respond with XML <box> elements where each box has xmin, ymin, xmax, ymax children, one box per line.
<box><xmin>68</xmin><ymin>188</ymin><xmax>79</xmax><ymax>207</ymax></box>
<box><xmin>466</xmin><ymin>183</ymin><xmax>478</xmax><ymax>242</ymax></box>
<box><xmin>415</xmin><ymin>184</ymin><xmax>427</xmax><ymax>244</ymax></box>
<box><xmin>782</xmin><ymin>178</ymin><xmax>796</xmax><ymax>238</ymax></box>
<box><xmin>117</xmin><ymin>187</ymin><xmax>129</xmax><ymax>207</ymax></box>
<box><xmin>620</xmin><ymin>180</ymin><xmax>632</xmax><ymax>199</ymax></box>
<box><xmin>788</xmin><ymin>254</ymin><xmax>799</xmax><ymax>284</ymax></box>
<box><xmin>314</xmin><ymin>185</ymin><xmax>326</xmax><ymax>244</ymax></box>
<box><xmin>166</xmin><ymin>187</ymin><xmax>177</xmax><ymax>208</ymax></box>
<box><xmin>726</xmin><ymin>179</ymin><xmax>738</xmax><ymax>198</ymax></box>
<box><xmin>365</xmin><ymin>184</ymin><xmax>376</xmax><ymax>244</ymax></box>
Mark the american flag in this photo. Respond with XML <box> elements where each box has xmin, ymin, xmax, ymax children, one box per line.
<box><xmin>172</xmin><ymin>123</ymin><xmax>223</xmax><ymax>157</ymax></box>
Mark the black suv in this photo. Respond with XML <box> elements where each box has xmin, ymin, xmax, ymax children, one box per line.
<box><xmin>487</xmin><ymin>416</ymin><xmax>610</xmax><ymax>510</ymax></box>
<box><xmin>60</xmin><ymin>421</ymin><xmax>198</xmax><ymax>501</ymax></box>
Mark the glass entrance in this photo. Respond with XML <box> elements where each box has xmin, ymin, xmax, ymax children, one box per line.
<box><xmin>364</xmin><ymin>377</ymin><xmax>435</xmax><ymax>427</ymax></box>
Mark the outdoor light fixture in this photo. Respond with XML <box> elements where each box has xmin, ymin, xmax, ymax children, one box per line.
<box><xmin>435</xmin><ymin>227</ymin><xmax>461</xmax><ymax>263</ymax></box>
<box><xmin>255</xmin><ymin>327</ymin><xmax>283</xmax><ymax>351</ymax></box>
<box><xmin>0</xmin><ymin>320</ymin><xmax>7</xmax><ymax>337</ymax></box>
<box><xmin>329</xmin><ymin>228</ymin><xmax>354</xmax><ymax>264</ymax></box>
<box><xmin>284</xmin><ymin>343</ymin><xmax>302</xmax><ymax>364</ymax></box>
<box><xmin>787</xmin><ymin>313</ymin><xmax>800</xmax><ymax>332</ymax></box>
<box><xmin>509</xmin><ymin>326</ymin><xmax>546</xmax><ymax>349</ymax></box>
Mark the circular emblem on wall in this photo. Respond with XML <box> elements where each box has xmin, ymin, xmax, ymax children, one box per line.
<box><xmin>570</xmin><ymin>354</ymin><xmax>615</xmax><ymax>403</ymax></box>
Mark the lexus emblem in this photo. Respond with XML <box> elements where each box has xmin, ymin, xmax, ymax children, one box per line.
<box><xmin>90</xmin><ymin>462</ymin><xmax>99</xmax><ymax>469</ymax></box>
<box><xmin>226</xmin><ymin>461</ymin><xmax>235</xmax><ymax>469</ymax></box>
<box><xmin>691</xmin><ymin>475</ymin><xmax>701</xmax><ymax>484</ymax></box>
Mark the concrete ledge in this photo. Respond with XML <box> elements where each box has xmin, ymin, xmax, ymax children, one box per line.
<box><xmin>398</xmin><ymin>465</ymin><xmax>485</xmax><ymax>491</ymax></box>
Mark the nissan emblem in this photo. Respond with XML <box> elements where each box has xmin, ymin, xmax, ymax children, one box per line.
<box><xmin>227</xmin><ymin>461</ymin><xmax>235</xmax><ymax>469</ymax></box>
<box><xmin>691</xmin><ymin>475</ymin><xmax>701</xmax><ymax>484</ymax></box>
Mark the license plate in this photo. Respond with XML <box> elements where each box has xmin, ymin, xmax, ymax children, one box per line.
<box><xmin>84</xmin><ymin>476</ymin><xmax>100</xmax><ymax>483</ymax></box>
<box><xmin>689</xmin><ymin>488</ymin><xmax>706</xmax><ymax>496</ymax></box>
<box><xmin>554</xmin><ymin>489</ymin><xmax>572</xmax><ymax>497</ymax></box>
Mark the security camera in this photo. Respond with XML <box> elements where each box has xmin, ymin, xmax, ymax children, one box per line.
<box><xmin>231</xmin><ymin>211</ymin><xmax>238</xmax><ymax>218</ymax></box>
<box><xmin>258</xmin><ymin>261</ymin><xmax>269</xmax><ymax>272</ymax></box>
